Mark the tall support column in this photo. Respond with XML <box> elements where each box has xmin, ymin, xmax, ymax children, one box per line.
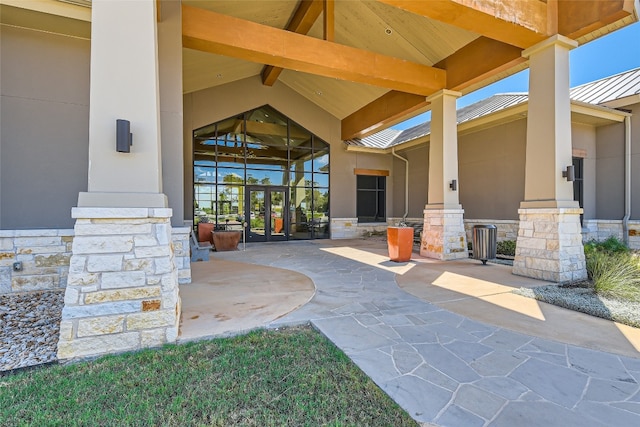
<box><xmin>79</xmin><ymin>0</ymin><xmax>165</xmax><ymax>207</ymax></box>
<box><xmin>420</xmin><ymin>90</ymin><xmax>468</xmax><ymax>260</ymax></box>
<box><xmin>58</xmin><ymin>0</ymin><xmax>180</xmax><ymax>361</ymax></box>
<box><xmin>513</xmin><ymin>35</ymin><xmax>587</xmax><ymax>282</ymax></box>
<box><xmin>159</xmin><ymin>0</ymin><xmax>185</xmax><ymax>226</ymax></box>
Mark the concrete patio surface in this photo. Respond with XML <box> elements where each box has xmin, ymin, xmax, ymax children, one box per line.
<box><xmin>179</xmin><ymin>258</ymin><xmax>314</xmax><ymax>341</ymax></box>
<box><xmin>181</xmin><ymin>239</ymin><xmax>640</xmax><ymax>426</ymax></box>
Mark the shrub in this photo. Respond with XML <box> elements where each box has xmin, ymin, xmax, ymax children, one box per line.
<box><xmin>586</xmin><ymin>250</ymin><xmax>640</xmax><ymax>302</ymax></box>
<box><xmin>584</xmin><ymin>236</ymin><xmax>629</xmax><ymax>257</ymax></box>
<box><xmin>496</xmin><ymin>240</ymin><xmax>516</xmax><ymax>257</ymax></box>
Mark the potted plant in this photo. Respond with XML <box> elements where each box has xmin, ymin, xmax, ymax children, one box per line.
<box><xmin>197</xmin><ymin>216</ymin><xmax>214</xmax><ymax>244</ymax></box>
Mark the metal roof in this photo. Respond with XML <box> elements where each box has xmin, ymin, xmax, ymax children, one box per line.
<box><xmin>344</xmin><ymin>128</ymin><xmax>402</xmax><ymax>148</ymax></box>
<box><xmin>570</xmin><ymin>67</ymin><xmax>640</xmax><ymax>105</ymax></box>
<box><xmin>349</xmin><ymin>67</ymin><xmax>639</xmax><ymax>150</ymax></box>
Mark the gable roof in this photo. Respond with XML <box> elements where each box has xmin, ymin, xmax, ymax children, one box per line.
<box><xmin>348</xmin><ymin>67</ymin><xmax>639</xmax><ymax>149</ymax></box>
<box><xmin>570</xmin><ymin>67</ymin><xmax>640</xmax><ymax>105</ymax></box>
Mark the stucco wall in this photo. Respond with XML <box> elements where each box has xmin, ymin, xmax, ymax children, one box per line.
<box><xmin>571</xmin><ymin>122</ymin><xmax>596</xmax><ymax>219</ymax></box>
<box><xmin>596</xmin><ymin>122</ymin><xmax>625</xmax><ymax>220</ymax></box>
<box><xmin>183</xmin><ymin>76</ymin><xmax>388</xmax><ymax>221</ymax></box>
<box><xmin>1</xmin><ymin>19</ymin><xmax>186</xmax><ymax>229</ymax></box>
<box><xmin>392</xmin><ymin>144</ymin><xmax>429</xmax><ymax>218</ymax></box>
<box><xmin>458</xmin><ymin>119</ymin><xmax>527</xmax><ymax>220</ymax></box>
<box><xmin>630</xmin><ymin>102</ymin><xmax>640</xmax><ymax>220</ymax></box>
<box><xmin>0</xmin><ymin>26</ymin><xmax>89</xmax><ymax>229</ymax></box>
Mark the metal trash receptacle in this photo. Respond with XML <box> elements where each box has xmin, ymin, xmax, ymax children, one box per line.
<box><xmin>472</xmin><ymin>224</ymin><xmax>497</xmax><ymax>265</ymax></box>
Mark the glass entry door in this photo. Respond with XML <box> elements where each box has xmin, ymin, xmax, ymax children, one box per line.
<box><xmin>246</xmin><ymin>186</ymin><xmax>288</xmax><ymax>242</ymax></box>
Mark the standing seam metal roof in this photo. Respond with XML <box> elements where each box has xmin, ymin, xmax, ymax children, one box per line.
<box><xmin>346</xmin><ymin>67</ymin><xmax>640</xmax><ymax>150</ymax></box>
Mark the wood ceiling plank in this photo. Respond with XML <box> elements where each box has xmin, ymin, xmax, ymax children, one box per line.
<box><xmin>279</xmin><ymin>69</ymin><xmax>386</xmax><ymax>119</ymax></box>
<box><xmin>262</xmin><ymin>0</ymin><xmax>324</xmax><ymax>86</ymax></box>
<box><xmin>376</xmin><ymin>0</ymin><xmax>548</xmax><ymax>49</ymax></box>
<box><xmin>183</xmin><ymin>4</ymin><xmax>446</xmax><ymax>96</ymax></box>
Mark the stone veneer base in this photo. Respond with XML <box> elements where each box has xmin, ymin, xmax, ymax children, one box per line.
<box><xmin>420</xmin><ymin>208</ymin><xmax>468</xmax><ymax>260</ymax></box>
<box><xmin>57</xmin><ymin>207</ymin><xmax>180</xmax><ymax>361</ymax></box>
<box><xmin>513</xmin><ymin>208</ymin><xmax>587</xmax><ymax>283</ymax></box>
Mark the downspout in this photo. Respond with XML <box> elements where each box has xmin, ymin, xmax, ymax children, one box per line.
<box><xmin>392</xmin><ymin>147</ymin><xmax>409</xmax><ymax>223</ymax></box>
<box><xmin>623</xmin><ymin>115</ymin><xmax>632</xmax><ymax>245</ymax></box>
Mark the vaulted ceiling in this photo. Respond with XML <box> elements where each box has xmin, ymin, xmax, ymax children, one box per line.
<box><xmin>180</xmin><ymin>0</ymin><xmax>638</xmax><ymax>139</ymax></box>
<box><xmin>2</xmin><ymin>0</ymin><xmax>637</xmax><ymax>140</ymax></box>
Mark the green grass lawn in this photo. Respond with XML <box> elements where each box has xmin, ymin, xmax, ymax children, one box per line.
<box><xmin>0</xmin><ymin>326</ymin><xmax>417</xmax><ymax>426</ymax></box>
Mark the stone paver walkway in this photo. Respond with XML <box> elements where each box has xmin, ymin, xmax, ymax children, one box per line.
<box><xmin>214</xmin><ymin>240</ymin><xmax>640</xmax><ymax>427</ymax></box>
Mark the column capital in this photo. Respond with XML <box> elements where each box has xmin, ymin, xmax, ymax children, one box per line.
<box><xmin>426</xmin><ymin>89</ymin><xmax>462</xmax><ymax>103</ymax></box>
<box><xmin>522</xmin><ymin>34</ymin><xmax>578</xmax><ymax>59</ymax></box>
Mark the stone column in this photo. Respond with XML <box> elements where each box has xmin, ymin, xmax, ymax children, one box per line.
<box><xmin>513</xmin><ymin>35</ymin><xmax>587</xmax><ymax>282</ymax></box>
<box><xmin>420</xmin><ymin>90</ymin><xmax>468</xmax><ymax>260</ymax></box>
<box><xmin>58</xmin><ymin>0</ymin><xmax>181</xmax><ymax>361</ymax></box>
<box><xmin>58</xmin><ymin>208</ymin><xmax>179</xmax><ymax>360</ymax></box>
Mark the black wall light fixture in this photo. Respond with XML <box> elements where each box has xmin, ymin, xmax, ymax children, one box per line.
<box><xmin>116</xmin><ymin>119</ymin><xmax>133</xmax><ymax>153</ymax></box>
<box><xmin>449</xmin><ymin>179</ymin><xmax>457</xmax><ymax>191</ymax></box>
<box><xmin>562</xmin><ymin>165</ymin><xmax>575</xmax><ymax>182</ymax></box>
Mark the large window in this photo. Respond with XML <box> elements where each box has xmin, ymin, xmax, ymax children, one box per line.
<box><xmin>193</xmin><ymin>105</ymin><xmax>329</xmax><ymax>240</ymax></box>
<box><xmin>357</xmin><ymin>175</ymin><xmax>385</xmax><ymax>223</ymax></box>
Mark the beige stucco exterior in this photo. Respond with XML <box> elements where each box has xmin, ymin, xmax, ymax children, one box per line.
<box><xmin>2</xmin><ymin>16</ymin><xmax>636</xmax><ymax>234</ymax></box>
<box><xmin>0</xmin><ymin>2</ymin><xmax>187</xmax><ymax>228</ymax></box>
<box><xmin>457</xmin><ymin>119</ymin><xmax>527</xmax><ymax>220</ymax></box>
<box><xmin>391</xmin><ymin>144</ymin><xmax>429</xmax><ymax>218</ymax></box>
<box><xmin>631</xmin><ymin>102</ymin><xmax>640</xmax><ymax>219</ymax></box>
<box><xmin>0</xmin><ymin>25</ymin><xmax>90</xmax><ymax>229</ymax></box>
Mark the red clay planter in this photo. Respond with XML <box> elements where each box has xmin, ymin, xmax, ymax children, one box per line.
<box><xmin>197</xmin><ymin>222</ymin><xmax>214</xmax><ymax>244</ymax></box>
<box><xmin>387</xmin><ymin>226</ymin><xmax>414</xmax><ymax>262</ymax></box>
<box><xmin>212</xmin><ymin>230</ymin><xmax>242</xmax><ymax>251</ymax></box>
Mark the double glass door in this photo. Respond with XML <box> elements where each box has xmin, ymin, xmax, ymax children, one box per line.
<box><xmin>246</xmin><ymin>186</ymin><xmax>287</xmax><ymax>242</ymax></box>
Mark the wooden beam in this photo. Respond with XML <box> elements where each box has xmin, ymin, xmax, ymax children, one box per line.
<box><xmin>262</xmin><ymin>0</ymin><xmax>324</xmax><ymax>86</ymax></box>
<box><xmin>376</xmin><ymin>0</ymin><xmax>548</xmax><ymax>49</ymax></box>
<box><xmin>182</xmin><ymin>4</ymin><xmax>446</xmax><ymax>96</ymax></box>
<box><xmin>434</xmin><ymin>37</ymin><xmax>526</xmax><ymax>92</ymax></box>
<box><xmin>558</xmin><ymin>0</ymin><xmax>636</xmax><ymax>40</ymax></box>
<box><xmin>341</xmin><ymin>37</ymin><xmax>525</xmax><ymax>139</ymax></box>
<box><xmin>354</xmin><ymin>168</ymin><xmax>390</xmax><ymax>177</ymax></box>
<box><xmin>324</xmin><ymin>0</ymin><xmax>335</xmax><ymax>42</ymax></box>
<box><xmin>342</xmin><ymin>91</ymin><xmax>428</xmax><ymax>140</ymax></box>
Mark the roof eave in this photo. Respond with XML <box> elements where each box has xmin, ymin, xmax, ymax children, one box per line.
<box><xmin>601</xmin><ymin>94</ymin><xmax>640</xmax><ymax>109</ymax></box>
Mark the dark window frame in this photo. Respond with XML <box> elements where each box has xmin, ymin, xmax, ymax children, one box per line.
<box><xmin>356</xmin><ymin>175</ymin><xmax>386</xmax><ymax>223</ymax></box>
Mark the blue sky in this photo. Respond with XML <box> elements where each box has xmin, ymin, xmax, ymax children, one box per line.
<box><xmin>393</xmin><ymin>21</ymin><xmax>640</xmax><ymax>130</ymax></box>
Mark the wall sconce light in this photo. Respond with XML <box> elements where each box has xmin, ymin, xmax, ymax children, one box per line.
<box><xmin>562</xmin><ymin>165</ymin><xmax>575</xmax><ymax>182</ymax></box>
<box><xmin>116</xmin><ymin>119</ymin><xmax>133</xmax><ymax>153</ymax></box>
<box><xmin>449</xmin><ymin>179</ymin><xmax>457</xmax><ymax>191</ymax></box>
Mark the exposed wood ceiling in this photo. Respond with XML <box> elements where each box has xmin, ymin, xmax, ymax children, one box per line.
<box><xmin>181</xmin><ymin>0</ymin><xmax>638</xmax><ymax>140</ymax></box>
<box><xmin>5</xmin><ymin>1</ymin><xmax>637</xmax><ymax>140</ymax></box>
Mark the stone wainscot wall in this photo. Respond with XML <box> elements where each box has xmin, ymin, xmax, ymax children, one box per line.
<box><xmin>0</xmin><ymin>227</ymin><xmax>191</xmax><ymax>296</ymax></box>
<box><xmin>2</xmin><ymin>219</ymin><xmax>638</xmax><ymax>295</ymax></box>
<box><xmin>330</xmin><ymin>217</ymin><xmax>640</xmax><ymax>250</ymax></box>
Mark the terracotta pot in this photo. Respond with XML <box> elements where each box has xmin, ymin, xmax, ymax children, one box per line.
<box><xmin>197</xmin><ymin>222</ymin><xmax>214</xmax><ymax>244</ymax></box>
<box><xmin>212</xmin><ymin>230</ymin><xmax>242</xmax><ymax>251</ymax></box>
<box><xmin>387</xmin><ymin>226</ymin><xmax>414</xmax><ymax>262</ymax></box>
